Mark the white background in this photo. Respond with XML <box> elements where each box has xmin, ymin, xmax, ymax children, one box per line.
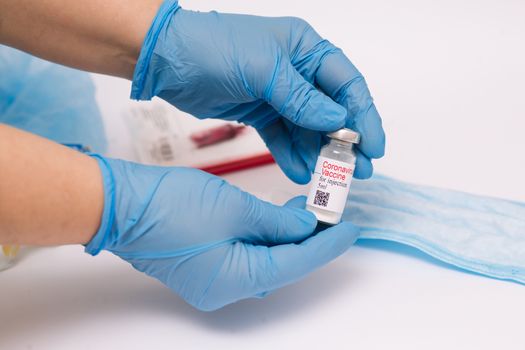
<box><xmin>1</xmin><ymin>0</ymin><xmax>525</xmax><ymax>349</ymax></box>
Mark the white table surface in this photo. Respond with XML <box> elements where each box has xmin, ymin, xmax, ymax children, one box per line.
<box><xmin>1</xmin><ymin>0</ymin><xmax>525</xmax><ymax>349</ymax></box>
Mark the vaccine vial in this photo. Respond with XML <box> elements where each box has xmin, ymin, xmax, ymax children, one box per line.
<box><xmin>306</xmin><ymin>128</ymin><xmax>360</xmax><ymax>225</ymax></box>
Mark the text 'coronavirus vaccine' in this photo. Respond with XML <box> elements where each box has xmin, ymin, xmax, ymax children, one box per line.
<box><xmin>306</xmin><ymin>128</ymin><xmax>360</xmax><ymax>225</ymax></box>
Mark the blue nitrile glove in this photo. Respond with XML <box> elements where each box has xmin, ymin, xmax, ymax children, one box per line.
<box><xmin>86</xmin><ymin>155</ymin><xmax>359</xmax><ymax>311</ymax></box>
<box><xmin>131</xmin><ymin>1</ymin><xmax>385</xmax><ymax>184</ymax></box>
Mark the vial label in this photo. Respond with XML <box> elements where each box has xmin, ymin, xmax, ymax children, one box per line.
<box><xmin>306</xmin><ymin>156</ymin><xmax>354</xmax><ymax>214</ymax></box>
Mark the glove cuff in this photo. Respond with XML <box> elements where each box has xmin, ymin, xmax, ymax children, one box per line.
<box><xmin>84</xmin><ymin>154</ymin><xmax>117</xmax><ymax>256</ymax></box>
<box><xmin>130</xmin><ymin>0</ymin><xmax>180</xmax><ymax>100</ymax></box>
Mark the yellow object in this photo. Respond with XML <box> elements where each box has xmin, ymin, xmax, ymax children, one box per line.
<box><xmin>2</xmin><ymin>245</ymin><xmax>20</xmax><ymax>258</ymax></box>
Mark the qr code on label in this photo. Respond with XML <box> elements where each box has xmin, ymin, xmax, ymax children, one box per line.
<box><xmin>314</xmin><ymin>190</ymin><xmax>330</xmax><ymax>207</ymax></box>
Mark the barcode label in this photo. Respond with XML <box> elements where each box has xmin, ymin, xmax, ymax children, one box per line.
<box><xmin>157</xmin><ymin>136</ymin><xmax>174</xmax><ymax>161</ymax></box>
<box><xmin>313</xmin><ymin>190</ymin><xmax>330</xmax><ymax>207</ymax></box>
<box><xmin>306</xmin><ymin>156</ymin><xmax>354</xmax><ymax>213</ymax></box>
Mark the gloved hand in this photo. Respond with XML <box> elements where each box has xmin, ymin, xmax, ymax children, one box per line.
<box><xmin>86</xmin><ymin>155</ymin><xmax>359</xmax><ymax>311</ymax></box>
<box><xmin>131</xmin><ymin>0</ymin><xmax>385</xmax><ymax>184</ymax></box>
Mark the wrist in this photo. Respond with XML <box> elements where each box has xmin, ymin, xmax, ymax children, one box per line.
<box><xmin>85</xmin><ymin>155</ymin><xmax>116</xmax><ymax>255</ymax></box>
<box><xmin>117</xmin><ymin>0</ymin><xmax>167</xmax><ymax>79</ymax></box>
<box><xmin>131</xmin><ymin>0</ymin><xmax>180</xmax><ymax>97</ymax></box>
<box><xmin>84</xmin><ymin>156</ymin><xmax>178</xmax><ymax>255</ymax></box>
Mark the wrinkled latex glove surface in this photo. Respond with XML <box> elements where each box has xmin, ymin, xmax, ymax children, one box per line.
<box><xmin>132</xmin><ymin>1</ymin><xmax>385</xmax><ymax>184</ymax></box>
<box><xmin>86</xmin><ymin>155</ymin><xmax>359</xmax><ymax>311</ymax></box>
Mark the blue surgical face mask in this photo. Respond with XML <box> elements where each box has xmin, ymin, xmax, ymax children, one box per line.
<box><xmin>344</xmin><ymin>175</ymin><xmax>525</xmax><ymax>285</ymax></box>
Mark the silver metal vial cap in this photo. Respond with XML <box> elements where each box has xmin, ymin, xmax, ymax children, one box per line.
<box><xmin>327</xmin><ymin>128</ymin><xmax>361</xmax><ymax>144</ymax></box>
